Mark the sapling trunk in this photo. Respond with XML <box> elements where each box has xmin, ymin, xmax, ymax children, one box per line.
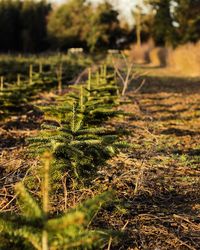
<box><xmin>71</xmin><ymin>104</ymin><xmax>76</xmax><ymax>132</ymax></box>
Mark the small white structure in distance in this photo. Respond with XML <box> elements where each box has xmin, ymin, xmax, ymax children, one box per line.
<box><xmin>107</xmin><ymin>49</ymin><xmax>120</xmax><ymax>54</ymax></box>
<box><xmin>68</xmin><ymin>48</ymin><xmax>84</xmax><ymax>54</ymax></box>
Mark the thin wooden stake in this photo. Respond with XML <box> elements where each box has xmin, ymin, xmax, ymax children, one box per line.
<box><xmin>57</xmin><ymin>63</ymin><xmax>62</xmax><ymax>95</ymax></box>
<box><xmin>17</xmin><ymin>74</ymin><xmax>21</xmax><ymax>86</ymax></box>
<box><xmin>80</xmin><ymin>85</ymin><xmax>84</xmax><ymax>112</ymax></box>
<box><xmin>0</xmin><ymin>76</ymin><xmax>4</xmax><ymax>91</ymax></box>
<box><xmin>42</xmin><ymin>154</ymin><xmax>50</xmax><ymax>214</ymax></box>
<box><xmin>39</xmin><ymin>62</ymin><xmax>43</xmax><ymax>74</ymax></box>
<box><xmin>96</xmin><ymin>71</ymin><xmax>100</xmax><ymax>85</ymax></box>
<box><xmin>87</xmin><ymin>68</ymin><xmax>91</xmax><ymax>98</ymax></box>
<box><xmin>103</xmin><ymin>64</ymin><xmax>107</xmax><ymax>78</ymax></box>
<box><xmin>100</xmin><ymin>65</ymin><xmax>104</xmax><ymax>78</ymax></box>
<box><xmin>88</xmin><ymin>68</ymin><xmax>91</xmax><ymax>89</ymax></box>
<box><xmin>29</xmin><ymin>64</ymin><xmax>33</xmax><ymax>84</ymax></box>
<box><xmin>42</xmin><ymin>152</ymin><xmax>51</xmax><ymax>250</ymax></box>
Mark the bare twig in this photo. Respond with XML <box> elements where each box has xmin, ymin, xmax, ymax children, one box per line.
<box><xmin>133</xmin><ymin>79</ymin><xmax>146</xmax><ymax>93</ymax></box>
<box><xmin>111</xmin><ymin>52</ymin><xmax>135</xmax><ymax>96</ymax></box>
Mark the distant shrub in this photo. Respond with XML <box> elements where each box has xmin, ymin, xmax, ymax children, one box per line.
<box><xmin>167</xmin><ymin>42</ymin><xmax>200</xmax><ymax>76</ymax></box>
<box><xmin>126</xmin><ymin>40</ymin><xmax>200</xmax><ymax>77</ymax></box>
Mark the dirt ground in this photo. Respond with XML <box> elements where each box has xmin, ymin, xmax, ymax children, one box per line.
<box><xmin>0</xmin><ymin>71</ymin><xmax>200</xmax><ymax>249</ymax></box>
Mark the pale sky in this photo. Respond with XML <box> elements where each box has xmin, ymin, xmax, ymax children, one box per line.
<box><xmin>49</xmin><ymin>0</ymin><xmax>138</xmax><ymax>25</ymax></box>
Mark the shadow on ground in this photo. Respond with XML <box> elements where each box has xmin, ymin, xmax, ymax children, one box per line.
<box><xmin>129</xmin><ymin>75</ymin><xmax>200</xmax><ymax>95</ymax></box>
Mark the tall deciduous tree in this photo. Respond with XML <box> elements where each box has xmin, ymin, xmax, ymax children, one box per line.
<box><xmin>132</xmin><ymin>2</ymin><xmax>155</xmax><ymax>46</ymax></box>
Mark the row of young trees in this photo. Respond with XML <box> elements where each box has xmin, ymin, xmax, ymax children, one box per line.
<box><xmin>0</xmin><ymin>0</ymin><xmax>199</xmax><ymax>52</ymax></box>
<box><xmin>0</xmin><ymin>63</ymin><xmax>131</xmax><ymax>249</ymax></box>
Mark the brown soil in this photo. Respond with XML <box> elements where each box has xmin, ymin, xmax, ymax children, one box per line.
<box><xmin>0</xmin><ymin>74</ymin><xmax>200</xmax><ymax>249</ymax></box>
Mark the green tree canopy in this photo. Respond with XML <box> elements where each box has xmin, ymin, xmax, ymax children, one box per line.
<box><xmin>47</xmin><ymin>0</ymin><xmax>89</xmax><ymax>50</ymax></box>
<box><xmin>144</xmin><ymin>0</ymin><xmax>200</xmax><ymax>46</ymax></box>
<box><xmin>173</xmin><ymin>0</ymin><xmax>200</xmax><ymax>43</ymax></box>
<box><xmin>47</xmin><ymin>0</ymin><xmax>124</xmax><ymax>51</ymax></box>
<box><xmin>85</xmin><ymin>2</ymin><xmax>123</xmax><ymax>51</ymax></box>
<box><xmin>146</xmin><ymin>0</ymin><xmax>177</xmax><ymax>46</ymax></box>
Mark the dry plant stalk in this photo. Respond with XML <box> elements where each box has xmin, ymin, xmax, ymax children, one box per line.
<box><xmin>112</xmin><ymin>52</ymin><xmax>145</xmax><ymax>96</ymax></box>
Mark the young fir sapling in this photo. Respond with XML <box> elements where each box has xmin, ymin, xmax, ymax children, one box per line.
<box><xmin>0</xmin><ymin>153</ymin><xmax>114</xmax><ymax>250</ymax></box>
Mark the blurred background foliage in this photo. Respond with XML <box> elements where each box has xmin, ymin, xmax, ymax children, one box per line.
<box><xmin>0</xmin><ymin>0</ymin><xmax>199</xmax><ymax>53</ymax></box>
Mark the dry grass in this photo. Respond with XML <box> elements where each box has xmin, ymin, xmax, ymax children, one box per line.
<box><xmin>167</xmin><ymin>42</ymin><xmax>200</xmax><ymax>76</ymax></box>
<box><xmin>127</xmin><ymin>40</ymin><xmax>200</xmax><ymax>77</ymax></box>
<box><xmin>93</xmin><ymin>76</ymin><xmax>200</xmax><ymax>249</ymax></box>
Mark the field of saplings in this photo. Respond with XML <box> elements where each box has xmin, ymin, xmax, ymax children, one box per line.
<box><xmin>0</xmin><ymin>53</ymin><xmax>200</xmax><ymax>250</ymax></box>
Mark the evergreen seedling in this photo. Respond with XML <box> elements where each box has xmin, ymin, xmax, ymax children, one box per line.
<box><xmin>29</xmin><ymin>104</ymin><xmax>126</xmax><ymax>184</ymax></box>
<box><xmin>28</xmin><ymin>63</ymin><xmax>131</xmax><ymax>186</ymax></box>
<box><xmin>0</xmin><ymin>153</ymin><xmax>114</xmax><ymax>250</ymax></box>
<box><xmin>39</xmin><ymin>65</ymin><xmax>122</xmax><ymax>125</ymax></box>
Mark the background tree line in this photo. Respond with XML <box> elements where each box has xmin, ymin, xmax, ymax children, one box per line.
<box><xmin>0</xmin><ymin>0</ymin><xmax>50</xmax><ymax>52</ymax></box>
<box><xmin>145</xmin><ymin>0</ymin><xmax>200</xmax><ymax>46</ymax></box>
<box><xmin>0</xmin><ymin>0</ymin><xmax>199</xmax><ymax>53</ymax></box>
